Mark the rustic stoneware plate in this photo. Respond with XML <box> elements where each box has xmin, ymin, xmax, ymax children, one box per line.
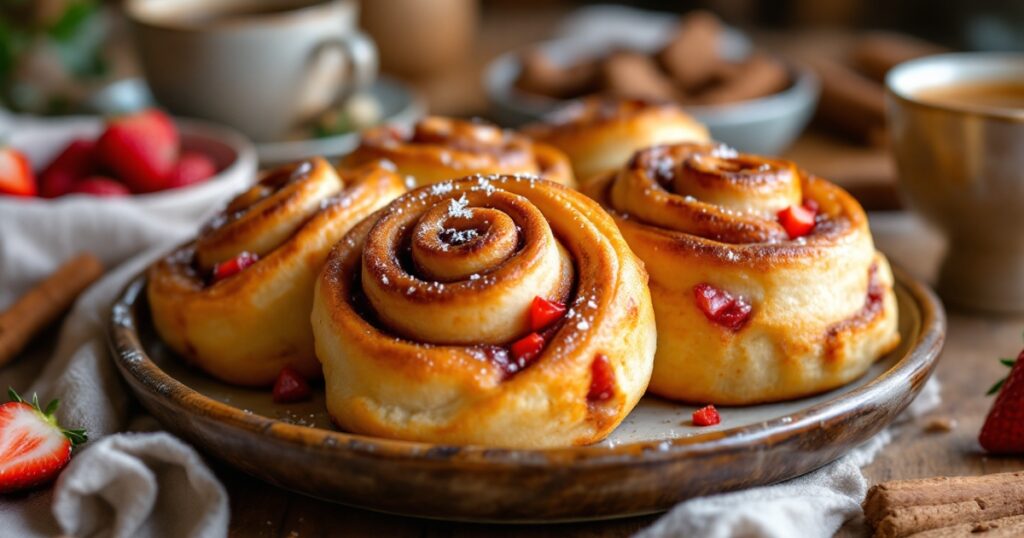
<box><xmin>108</xmin><ymin>268</ymin><xmax>944</xmax><ymax>522</ymax></box>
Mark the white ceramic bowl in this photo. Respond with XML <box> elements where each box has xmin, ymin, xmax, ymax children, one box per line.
<box><xmin>7</xmin><ymin>115</ymin><xmax>257</xmax><ymax>202</ymax></box>
<box><xmin>485</xmin><ymin>36</ymin><xmax>819</xmax><ymax>155</ymax></box>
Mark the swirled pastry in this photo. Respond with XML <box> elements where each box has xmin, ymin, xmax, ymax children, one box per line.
<box><xmin>524</xmin><ymin>97</ymin><xmax>710</xmax><ymax>187</ymax></box>
<box><xmin>584</xmin><ymin>143</ymin><xmax>900</xmax><ymax>405</ymax></box>
<box><xmin>340</xmin><ymin>116</ymin><xmax>575</xmax><ymax>188</ymax></box>
<box><xmin>312</xmin><ymin>175</ymin><xmax>656</xmax><ymax>447</ymax></box>
<box><xmin>148</xmin><ymin>158</ymin><xmax>406</xmax><ymax>386</ymax></box>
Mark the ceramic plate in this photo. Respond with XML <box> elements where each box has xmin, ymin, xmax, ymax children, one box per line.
<box><xmin>108</xmin><ymin>268</ymin><xmax>944</xmax><ymax>522</ymax></box>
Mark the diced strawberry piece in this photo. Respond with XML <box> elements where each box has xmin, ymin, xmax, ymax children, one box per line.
<box><xmin>980</xmin><ymin>349</ymin><xmax>1024</xmax><ymax>453</ymax></box>
<box><xmin>212</xmin><ymin>251</ymin><xmax>259</xmax><ymax>282</ymax></box>
<box><xmin>39</xmin><ymin>139</ymin><xmax>97</xmax><ymax>198</ymax></box>
<box><xmin>802</xmin><ymin>198</ymin><xmax>820</xmax><ymax>213</ymax></box>
<box><xmin>166</xmin><ymin>151</ymin><xmax>217</xmax><ymax>189</ymax></box>
<box><xmin>588</xmin><ymin>354</ymin><xmax>615</xmax><ymax>401</ymax></box>
<box><xmin>0</xmin><ymin>148</ymin><xmax>37</xmax><ymax>197</ymax></box>
<box><xmin>529</xmin><ymin>296</ymin><xmax>567</xmax><ymax>331</ymax></box>
<box><xmin>693</xmin><ymin>283</ymin><xmax>752</xmax><ymax>331</ymax></box>
<box><xmin>510</xmin><ymin>332</ymin><xmax>545</xmax><ymax>369</ymax></box>
<box><xmin>0</xmin><ymin>389</ymin><xmax>87</xmax><ymax>493</ymax></box>
<box><xmin>71</xmin><ymin>176</ymin><xmax>131</xmax><ymax>197</ymax></box>
<box><xmin>97</xmin><ymin>108</ymin><xmax>179</xmax><ymax>193</ymax></box>
<box><xmin>777</xmin><ymin>204</ymin><xmax>817</xmax><ymax>239</ymax></box>
<box><xmin>692</xmin><ymin>404</ymin><xmax>721</xmax><ymax>427</ymax></box>
<box><xmin>272</xmin><ymin>367</ymin><xmax>312</xmax><ymax>403</ymax></box>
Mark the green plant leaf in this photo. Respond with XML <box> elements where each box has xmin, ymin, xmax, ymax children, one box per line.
<box><xmin>988</xmin><ymin>378</ymin><xmax>1006</xmax><ymax>396</ymax></box>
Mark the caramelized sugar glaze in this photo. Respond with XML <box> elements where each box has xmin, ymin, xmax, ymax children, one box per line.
<box><xmin>312</xmin><ymin>175</ymin><xmax>656</xmax><ymax>447</ymax></box>
<box><xmin>585</xmin><ymin>143</ymin><xmax>900</xmax><ymax>404</ymax></box>
<box><xmin>148</xmin><ymin>158</ymin><xmax>406</xmax><ymax>386</ymax></box>
<box><xmin>341</xmin><ymin>116</ymin><xmax>575</xmax><ymax>188</ymax></box>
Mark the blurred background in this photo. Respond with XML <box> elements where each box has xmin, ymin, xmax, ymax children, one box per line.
<box><xmin>2</xmin><ymin>0</ymin><xmax>1022</xmax><ymax>205</ymax></box>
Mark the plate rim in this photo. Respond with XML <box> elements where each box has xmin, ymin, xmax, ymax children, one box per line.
<box><xmin>108</xmin><ymin>266</ymin><xmax>945</xmax><ymax>470</ymax></box>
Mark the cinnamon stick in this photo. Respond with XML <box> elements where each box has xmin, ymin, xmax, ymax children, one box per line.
<box><xmin>908</xmin><ymin>514</ymin><xmax>1024</xmax><ymax>537</ymax></box>
<box><xmin>807</xmin><ymin>56</ymin><xmax>887</xmax><ymax>144</ymax></box>
<box><xmin>0</xmin><ymin>253</ymin><xmax>104</xmax><ymax>365</ymax></box>
<box><xmin>864</xmin><ymin>472</ymin><xmax>1024</xmax><ymax>538</ymax></box>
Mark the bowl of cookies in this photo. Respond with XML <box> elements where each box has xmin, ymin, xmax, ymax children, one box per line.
<box><xmin>485</xmin><ymin>10</ymin><xmax>819</xmax><ymax>155</ymax></box>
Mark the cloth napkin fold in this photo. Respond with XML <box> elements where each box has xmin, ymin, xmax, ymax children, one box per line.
<box><xmin>638</xmin><ymin>379</ymin><xmax>941</xmax><ymax>538</ymax></box>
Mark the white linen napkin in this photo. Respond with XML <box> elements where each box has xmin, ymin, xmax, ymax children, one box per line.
<box><xmin>0</xmin><ymin>113</ymin><xmax>254</xmax><ymax>538</ymax></box>
<box><xmin>637</xmin><ymin>379</ymin><xmax>941</xmax><ymax>538</ymax></box>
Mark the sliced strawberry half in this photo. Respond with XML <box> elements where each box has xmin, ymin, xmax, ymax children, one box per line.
<box><xmin>980</xmin><ymin>349</ymin><xmax>1024</xmax><ymax>454</ymax></box>
<box><xmin>0</xmin><ymin>147</ymin><xmax>37</xmax><ymax>197</ymax></box>
<box><xmin>0</xmin><ymin>389</ymin><xmax>87</xmax><ymax>493</ymax></box>
<box><xmin>97</xmin><ymin>108</ymin><xmax>179</xmax><ymax>193</ymax></box>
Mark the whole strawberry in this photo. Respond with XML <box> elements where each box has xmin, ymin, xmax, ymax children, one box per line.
<box><xmin>97</xmin><ymin>108</ymin><xmax>179</xmax><ymax>193</ymax></box>
<box><xmin>0</xmin><ymin>389</ymin><xmax>87</xmax><ymax>493</ymax></box>
<box><xmin>979</xmin><ymin>349</ymin><xmax>1024</xmax><ymax>454</ymax></box>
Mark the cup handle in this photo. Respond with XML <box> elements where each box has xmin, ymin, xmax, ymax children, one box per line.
<box><xmin>318</xmin><ymin>31</ymin><xmax>379</xmax><ymax>107</ymax></box>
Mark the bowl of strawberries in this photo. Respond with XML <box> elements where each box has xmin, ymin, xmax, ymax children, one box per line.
<box><xmin>0</xmin><ymin>108</ymin><xmax>257</xmax><ymax>199</ymax></box>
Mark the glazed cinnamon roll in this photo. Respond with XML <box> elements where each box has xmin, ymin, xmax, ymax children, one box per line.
<box><xmin>524</xmin><ymin>97</ymin><xmax>710</xmax><ymax>187</ymax></box>
<box><xmin>584</xmin><ymin>143</ymin><xmax>900</xmax><ymax>405</ymax></box>
<box><xmin>312</xmin><ymin>175</ymin><xmax>656</xmax><ymax>447</ymax></box>
<box><xmin>148</xmin><ymin>158</ymin><xmax>406</xmax><ymax>386</ymax></box>
<box><xmin>340</xmin><ymin>116</ymin><xmax>575</xmax><ymax>188</ymax></box>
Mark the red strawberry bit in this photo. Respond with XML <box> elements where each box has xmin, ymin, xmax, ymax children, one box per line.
<box><xmin>980</xmin><ymin>348</ymin><xmax>1024</xmax><ymax>454</ymax></box>
<box><xmin>529</xmin><ymin>296</ymin><xmax>567</xmax><ymax>331</ymax></box>
<box><xmin>0</xmin><ymin>147</ymin><xmax>37</xmax><ymax>197</ymax></box>
<box><xmin>71</xmin><ymin>177</ymin><xmax>131</xmax><ymax>197</ymax></box>
<box><xmin>39</xmin><ymin>139</ymin><xmax>97</xmax><ymax>198</ymax></box>
<box><xmin>777</xmin><ymin>203</ymin><xmax>817</xmax><ymax>239</ymax></box>
<box><xmin>166</xmin><ymin>151</ymin><xmax>217</xmax><ymax>189</ymax></box>
<box><xmin>692</xmin><ymin>404</ymin><xmax>721</xmax><ymax>427</ymax></box>
<box><xmin>693</xmin><ymin>283</ymin><xmax>752</xmax><ymax>331</ymax></box>
<box><xmin>97</xmin><ymin>108</ymin><xmax>179</xmax><ymax>193</ymax></box>
<box><xmin>0</xmin><ymin>389</ymin><xmax>87</xmax><ymax>493</ymax></box>
<box><xmin>212</xmin><ymin>251</ymin><xmax>259</xmax><ymax>282</ymax></box>
<box><xmin>587</xmin><ymin>354</ymin><xmax>615</xmax><ymax>402</ymax></box>
<box><xmin>272</xmin><ymin>367</ymin><xmax>312</xmax><ymax>403</ymax></box>
<box><xmin>509</xmin><ymin>332</ymin><xmax>545</xmax><ymax>371</ymax></box>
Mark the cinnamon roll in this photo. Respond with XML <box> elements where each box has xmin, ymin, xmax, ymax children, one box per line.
<box><xmin>340</xmin><ymin>116</ymin><xmax>575</xmax><ymax>188</ymax></box>
<box><xmin>312</xmin><ymin>175</ymin><xmax>656</xmax><ymax>447</ymax></box>
<box><xmin>523</xmin><ymin>97</ymin><xmax>710</xmax><ymax>187</ymax></box>
<box><xmin>148</xmin><ymin>158</ymin><xmax>406</xmax><ymax>386</ymax></box>
<box><xmin>584</xmin><ymin>143</ymin><xmax>900</xmax><ymax>405</ymax></box>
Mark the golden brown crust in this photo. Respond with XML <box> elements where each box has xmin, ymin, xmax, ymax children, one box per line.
<box><xmin>341</xmin><ymin>116</ymin><xmax>575</xmax><ymax>188</ymax></box>
<box><xmin>583</xmin><ymin>143</ymin><xmax>900</xmax><ymax>404</ymax></box>
<box><xmin>147</xmin><ymin>158</ymin><xmax>407</xmax><ymax>386</ymax></box>
<box><xmin>312</xmin><ymin>175</ymin><xmax>656</xmax><ymax>447</ymax></box>
<box><xmin>523</xmin><ymin>97</ymin><xmax>709</xmax><ymax>186</ymax></box>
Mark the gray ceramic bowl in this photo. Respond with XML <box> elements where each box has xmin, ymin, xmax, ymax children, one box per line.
<box><xmin>484</xmin><ymin>36</ymin><xmax>819</xmax><ymax>155</ymax></box>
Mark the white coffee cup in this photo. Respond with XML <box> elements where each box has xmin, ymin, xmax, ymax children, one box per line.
<box><xmin>126</xmin><ymin>0</ymin><xmax>377</xmax><ymax>142</ymax></box>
